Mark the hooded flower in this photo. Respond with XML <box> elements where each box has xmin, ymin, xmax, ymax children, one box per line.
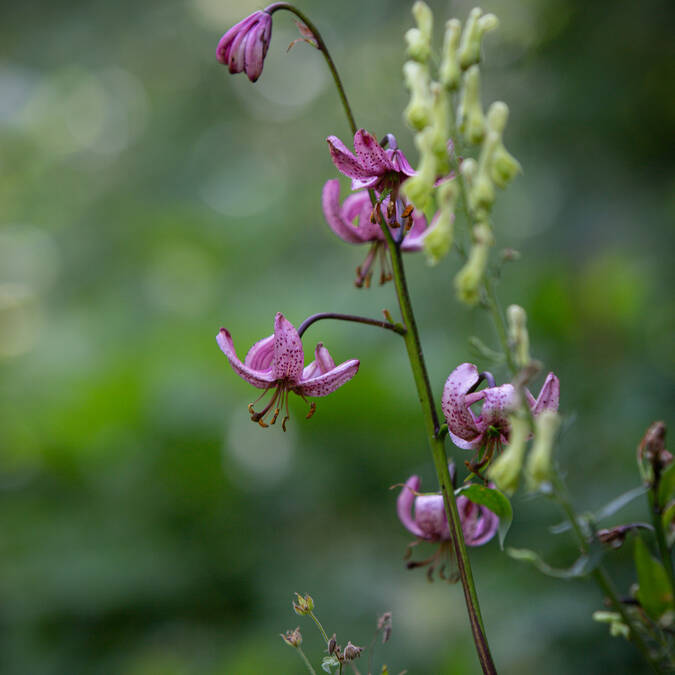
<box><xmin>442</xmin><ymin>363</ymin><xmax>560</xmax><ymax>451</ymax></box>
<box><xmin>217</xmin><ymin>313</ymin><xmax>359</xmax><ymax>429</ymax></box>
<box><xmin>327</xmin><ymin>129</ymin><xmax>415</xmax><ymax>192</ymax></box>
<box><xmin>397</xmin><ymin>474</ymin><xmax>499</xmax><ymax>546</ymax></box>
<box><xmin>216</xmin><ymin>10</ymin><xmax>273</xmax><ymax>82</ymax></box>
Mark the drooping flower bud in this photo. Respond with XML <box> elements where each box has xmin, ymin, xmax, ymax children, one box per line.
<box><xmin>525</xmin><ymin>410</ymin><xmax>561</xmax><ymax>491</ymax></box>
<box><xmin>488</xmin><ymin>413</ymin><xmax>529</xmax><ymax>495</ymax></box>
<box><xmin>403</xmin><ymin>61</ymin><xmax>433</xmax><ymax>130</ymax></box>
<box><xmin>439</xmin><ymin>19</ymin><xmax>462</xmax><ymax>90</ymax></box>
<box><xmin>281</xmin><ymin>627</ymin><xmax>303</xmax><ymax>648</ymax></box>
<box><xmin>401</xmin><ymin>127</ymin><xmax>437</xmax><ymax>210</ymax></box>
<box><xmin>454</xmin><ymin>222</ymin><xmax>493</xmax><ymax>305</ymax></box>
<box><xmin>423</xmin><ymin>179</ymin><xmax>457</xmax><ymax>265</ymax></box>
<box><xmin>216</xmin><ymin>11</ymin><xmax>273</xmax><ymax>83</ymax></box>
<box><xmin>485</xmin><ymin>102</ymin><xmax>521</xmax><ymax>189</ymax></box>
<box><xmin>405</xmin><ymin>2</ymin><xmax>434</xmax><ymax>63</ymax></box>
<box><xmin>292</xmin><ymin>592</ymin><xmax>314</xmax><ymax>615</ymax></box>
<box><xmin>507</xmin><ymin>304</ymin><xmax>531</xmax><ymax>368</ymax></box>
<box><xmin>458</xmin><ymin>8</ymin><xmax>499</xmax><ymax>70</ymax></box>
<box><xmin>458</xmin><ymin>65</ymin><xmax>485</xmax><ymax>144</ymax></box>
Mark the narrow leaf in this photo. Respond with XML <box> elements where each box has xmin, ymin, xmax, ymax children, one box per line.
<box><xmin>634</xmin><ymin>536</ymin><xmax>674</xmax><ymax>620</ymax></box>
<box><xmin>506</xmin><ymin>546</ymin><xmax>602</xmax><ymax>579</ymax></box>
<box><xmin>456</xmin><ymin>484</ymin><xmax>513</xmax><ymax>549</ymax></box>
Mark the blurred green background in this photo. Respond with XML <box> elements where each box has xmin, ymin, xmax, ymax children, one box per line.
<box><xmin>1</xmin><ymin>0</ymin><xmax>673</xmax><ymax>672</ymax></box>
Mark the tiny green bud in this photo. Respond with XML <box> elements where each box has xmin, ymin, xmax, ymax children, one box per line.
<box><xmin>491</xmin><ymin>145</ymin><xmax>522</xmax><ymax>189</ymax></box>
<box><xmin>430</xmin><ymin>82</ymin><xmax>450</xmax><ymax>173</ymax></box>
<box><xmin>458</xmin><ymin>8</ymin><xmax>498</xmax><ymax>69</ymax></box>
<box><xmin>423</xmin><ymin>179</ymin><xmax>457</xmax><ymax>265</ymax></box>
<box><xmin>488</xmin><ymin>414</ymin><xmax>529</xmax><ymax>495</ymax></box>
<box><xmin>405</xmin><ymin>2</ymin><xmax>434</xmax><ymax>62</ymax></box>
<box><xmin>403</xmin><ymin>61</ymin><xmax>433</xmax><ymax>131</ymax></box>
<box><xmin>507</xmin><ymin>304</ymin><xmax>531</xmax><ymax>368</ymax></box>
<box><xmin>401</xmin><ymin>127</ymin><xmax>437</xmax><ymax>210</ymax></box>
<box><xmin>454</xmin><ymin>221</ymin><xmax>493</xmax><ymax>306</ymax></box>
<box><xmin>525</xmin><ymin>410</ymin><xmax>561</xmax><ymax>491</ymax></box>
<box><xmin>592</xmin><ymin>611</ymin><xmax>622</xmax><ymax>624</ymax></box>
<box><xmin>292</xmin><ymin>592</ymin><xmax>314</xmax><ymax>615</ymax></box>
<box><xmin>460</xmin><ymin>157</ymin><xmax>478</xmax><ymax>185</ymax></box>
<box><xmin>439</xmin><ymin>19</ymin><xmax>462</xmax><ymax>90</ymax></box>
<box><xmin>458</xmin><ymin>65</ymin><xmax>485</xmax><ymax>144</ymax></box>
<box><xmin>486</xmin><ymin>101</ymin><xmax>509</xmax><ymax>132</ymax></box>
<box><xmin>609</xmin><ymin>621</ymin><xmax>630</xmax><ymax>639</ymax></box>
<box><xmin>281</xmin><ymin>627</ymin><xmax>303</xmax><ymax>648</ymax></box>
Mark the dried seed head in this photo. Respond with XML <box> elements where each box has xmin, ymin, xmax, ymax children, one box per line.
<box><xmin>281</xmin><ymin>627</ymin><xmax>303</xmax><ymax>648</ymax></box>
<box><xmin>342</xmin><ymin>641</ymin><xmax>363</xmax><ymax>662</ymax></box>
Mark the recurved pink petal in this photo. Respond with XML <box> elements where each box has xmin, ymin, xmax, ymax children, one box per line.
<box><xmin>479</xmin><ymin>383</ymin><xmax>518</xmax><ymax>427</ymax></box>
<box><xmin>217</xmin><ymin>328</ymin><xmax>276</xmax><ymax>389</ymax></box>
<box><xmin>342</xmin><ymin>191</ymin><xmax>382</xmax><ymax>240</ymax></box>
<box><xmin>469</xmin><ymin>507</ymin><xmax>499</xmax><ymax>546</ymax></box>
<box><xmin>397</xmin><ymin>475</ymin><xmax>424</xmax><ymax>537</ymax></box>
<box><xmin>442</xmin><ymin>363</ymin><xmax>482</xmax><ymax>447</ymax></box>
<box><xmin>389</xmin><ymin>148</ymin><xmax>416</xmax><ymax>177</ymax></box>
<box><xmin>245</xmin><ymin>334</ymin><xmax>274</xmax><ymax>371</ymax></box>
<box><xmin>415</xmin><ymin>495</ymin><xmax>450</xmax><ymax>540</ymax></box>
<box><xmin>327</xmin><ymin>136</ymin><xmax>372</xmax><ymax>180</ymax></box>
<box><xmin>216</xmin><ymin>13</ymin><xmax>257</xmax><ymax>65</ymax></box>
<box><xmin>302</xmin><ymin>342</ymin><xmax>335</xmax><ymax>380</ymax></box>
<box><xmin>297</xmin><ymin>358</ymin><xmax>359</xmax><ymax>397</ymax></box>
<box><xmin>400</xmin><ymin>210</ymin><xmax>429</xmax><ymax>251</ymax></box>
<box><xmin>322</xmin><ymin>180</ymin><xmax>369</xmax><ymax>244</ymax></box>
<box><xmin>272</xmin><ymin>313</ymin><xmax>304</xmax><ymax>381</ymax></box>
<box><xmin>530</xmin><ymin>372</ymin><xmax>560</xmax><ymax>416</ymax></box>
<box><xmin>353</xmin><ymin>129</ymin><xmax>391</xmax><ymax>175</ymax></box>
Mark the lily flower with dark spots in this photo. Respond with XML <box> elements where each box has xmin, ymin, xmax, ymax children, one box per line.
<box><xmin>217</xmin><ymin>313</ymin><xmax>359</xmax><ymax>429</ymax></box>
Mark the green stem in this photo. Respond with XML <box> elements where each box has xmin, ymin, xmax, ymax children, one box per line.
<box><xmin>265</xmin><ymin>3</ymin><xmax>357</xmax><ymax>135</ymax></box>
<box><xmin>309</xmin><ymin>610</ymin><xmax>330</xmax><ymax>645</ymax></box>
<box><xmin>483</xmin><ymin>277</ymin><xmax>517</xmax><ymax>375</ymax></box>
<box><xmin>296</xmin><ymin>645</ymin><xmax>317</xmax><ymax>675</ymax></box>
<box><xmin>551</xmin><ymin>472</ymin><xmax>663</xmax><ymax>673</ymax></box>
<box><xmin>297</xmin><ymin>312</ymin><xmax>406</xmax><ymax>338</ymax></box>
<box><xmin>648</xmin><ymin>487</ymin><xmax>675</xmax><ymax>600</ymax></box>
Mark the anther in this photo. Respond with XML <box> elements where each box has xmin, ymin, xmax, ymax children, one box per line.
<box><xmin>401</xmin><ymin>204</ymin><xmax>414</xmax><ymax>218</ymax></box>
<box><xmin>281</xmin><ymin>415</ymin><xmax>289</xmax><ymax>432</ymax></box>
<box><xmin>270</xmin><ymin>407</ymin><xmax>280</xmax><ymax>425</ymax></box>
<box><xmin>257</xmin><ymin>419</ymin><xmax>269</xmax><ymax>428</ymax></box>
<box><xmin>305</xmin><ymin>402</ymin><xmax>317</xmax><ymax>420</ymax></box>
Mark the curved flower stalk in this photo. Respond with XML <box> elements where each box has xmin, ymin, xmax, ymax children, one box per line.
<box><xmin>216</xmin><ymin>11</ymin><xmax>273</xmax><ymax>82</ymax></box>
<box><xmin>397</xmin><ymin>473</ymin><xmax>499</xmax><ymax>580</ymax></box>
<box><xmin>217</xmin><ymin>313</ymin><xmax>359</xmax><ymax>430</ymax></box>
<box><xmin>322</xmin><ymin>179</ymin><xmax>430</xmax><ymax>287</ymax></box>
<box><xmin>327</xmin><ymin>129</ymin><xmax>415</xmax><ymax>193</ymax></box>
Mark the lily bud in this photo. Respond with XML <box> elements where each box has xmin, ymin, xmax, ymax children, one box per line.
<box><xmin>525</xmin><ymin>410</ymin><xmax>561</xmax><ymax>491</ymax></box>
<box><xmin>292</xmin><ymin>592</ymin><xmax>314</xmax><ymax>615</ymax></box>
<box><xmin>458</xmin><ymin>8</ymin><xmax>498</xmax><ymax>70</ymax></box>
<box><xmin>401</xmin><ymin>127</ymin><xmax>437</xmax><ymax>210</ymax></box>
<box><xmin>507</xmin><ymin>304</ymin><xmax>531</xmax><ymax>368</ymax></box>
<box><xmin>458</xmin><ymin>65</ymin><xmax>485</xmax><ymax>144</ymax></box>
<box><xmin>405</xmin><ymin>2</ymin><xmax>434</xmax><ymax>63</ymax></box>
<box><xmin>488</xmin><ymin>414</ymin><xmax>529</xmax><ymax>495</ymax></box>
<box><xmin>423</xmin><ymin>179</ymin><xmax>457</xmax><ymax>265</ymax></box>
<box><xmin>454</xmin><ymin>222</ymin><xmax>493</xmax><ymax>306</ymax></box>
<box><xmin>403</xmin><ymin>61</ymin><xmax>433</xmax><ymax>131</ymax></box>
<box><xmin>439</xmin><ymin>19</ymin><xmax>462</xmax><ymax>90</ymax></box>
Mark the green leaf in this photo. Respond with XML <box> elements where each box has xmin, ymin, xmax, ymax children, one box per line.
<box><xmin>550</xmin><ymin>484</ymin><xmax>648</xmax><ymax>534</ymax></box>
<box><xmin>659</xmin><ymin>462</ymin><xmax>675</xmax><ymax>506</ymax></box>
<box><xmin>321</xmin><ymin>655</ymin><xmax>339</xmax><ymax>673</ymax></box>
<box><xmin>662</xmin><ymin>501</ymin><xmax>675</xmax><ymax>547</ymax></box>
<box><xmin>456</xmin><ymin>484</ymin><xmax>513</xmax><ymax>549</ymax></box>
<box><xmin>506</xmin><ymin>545</ymin><xmax>603</xmax><ymax>578</ymax></box>
<box><xmin>634</xmin><ymin>536</ymin><xmax>674</xmax><ymax>620</ymax></box>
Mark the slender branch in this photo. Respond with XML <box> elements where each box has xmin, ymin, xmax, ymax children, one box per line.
<box><xmin>308</xmin><ymin>611</ymin><xmax>330</xmax><ymax>644</ymax></box>
<box><xmin>297</xmin><ymin>312</ymin><xmax>406</xmax><ymax>339</ymax></box>
<box><xmin>296</xmin><ymin>646</ymin><xmax>318</xmax><ymax>675</ymax></box>
<box><xmin>265</xmin><ymin>3</ymin><xmax>357</xmax><ymax>135</ymax></box>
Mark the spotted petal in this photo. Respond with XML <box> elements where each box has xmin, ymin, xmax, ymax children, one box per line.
<box><xmin>415</xmin><ymin>495</ymin><xmax>450</xmax><ymax>540</ymax></box>
<box><xmin>321</xmin><ymin>180</ymin><xmax>369</xmax><ymax>244</ymax></box>
<box><xmin>272</xmin><ymin>313</ymin><xmax>304</xmax><ymax>381</ymax></box>
<box><xmin>478</xmin><ymin>383</ymin><xmax>518</xmax><ymax>428</ymax></box>
<box><xmin>530</xmin><ymin>372</ymin><xmax>560</xmax><ymax>416</ymax></box>
<box><xmin>353</xmin><ymin>129</ymin><xmax>392</xmax><ymax>176</ymax></box>
<box><xmin>302</xmin><ymin>342</ymin><xmax>335</xmax><ymax>380</ymax></box>
<box><xmin>442</xmin><ymin>363</ymin><xmax>482</xmax><ymax>449</ymax></box>
<box><xmin>297</xmin><ymin>358</ymin><xmax>359</xmax><ymax>397</ymax></box>
<box><xmin>397</xmin><ymin>475</ymin><xmax>424</xmax><ymax>538</ymax></box>
<box><xmin>327</xmin><ymin>136</ymin><xmax>372</xmax><ymax>180</ymax></box>
<box><xmin>217</xmin><ymin>328</ymin><xmax>276</xmax><ymax>389</ymax></box>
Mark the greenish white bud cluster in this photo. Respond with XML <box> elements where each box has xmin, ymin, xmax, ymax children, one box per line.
<box><xmin>525</xmin><ymin>410</ymin><xmax>561</xmax><ymax>491</ymax></box>
<box><xmin>507</xmin><ymin>304</ymin><xmax>531</xmax><ymax>368</ymax></box>
<box><xmin>488</xmin><ymin>413</ymin><xmax>529</xmax><ymax>495</ymax></box>
<box><xmin>439</xmin><ymin>19</ymin><xmax>461</xmax><ymax>90</ymax></box>
<box><xmin>458</xmin><ymin>8</ymin><xmax>499</xmax><ymax>70</ymax></box>
<box><xmin>454</xmin><ymin>222</ymin><xmax>493</xmax><ymax>305</ymax></box>
<box><xmin>403</xmin><ymin>61</ymin><xmax>433</xmax><ymax>131</ymax></box>
<box><xmin>458</xmin><ymin>65</ymin><xmax>485</xmax><ymax>145</ymax></box>
<box><xmin>402</xmin><ymin>126</ymin><xmax>436</xmax><ymax>210</ymax></box>
<box><xmin>405</xmin><ymin>1</ymin><xmax>434</xmax><ymax>63</ymax></box>
<box><xmin>423</xmin><ymin>179</ymin><xmax>458</xmax><ymax>265</ymax></box>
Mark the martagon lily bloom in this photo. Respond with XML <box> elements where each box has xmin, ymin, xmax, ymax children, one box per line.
<box><xmin>217</xmin><ymin>313</ymin><xmax>359</xmax><ymax>430</ymax></box>
<box><xmin>397</xmin><ymin>473</ymin><xmax>499</xmax><ymax>580</ymax></box>
<box><xmin>216</xmin><ymin>10</ymin><xmax>273</xmax><ymax>82</ymax></box>
<box><xmin>327</xmin><ymin>129</ymin><xmax>416</xmax><ymax>193</ymax></box>
<box><xmin>442</xmin><ymin>363</ymin><xmax>559</xmax><ymax>473</ymax></box>
<box><xmin>322</xmin><ymin>179</ymin><xmax>429</xmax><ymax>287</ymax></box>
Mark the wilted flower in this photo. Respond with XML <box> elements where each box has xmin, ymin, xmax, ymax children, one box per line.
<box><xmin>216</xmin><ymin>10</ymin><xmax>273</xmax><ymax>82</ymax></box>
<box><xmin>342</xmin><ymin>641</ymin><xmax>363</xmax><ymax>662</ymax></box>
<box><xmin>442</xmin><ymin>363</ymin><xmax>559</xmax><ymax>451</ymax></box>
<box><xmin>280</xmin><ymin>627</ymin><xmax>303</xmax><ymax>648</ymax></box>
<box><xmin>327</xmin><ymin>129</ymin><xmax>415</xmax><ymax>192</ymax></box>
<box><xmin>292</xmin><ymin>592</ymin><xmax>314</xmax><ymax>615</ymax></box>
<box><xmin>321</xmin><ymin>179</ymin><xmax>429</xmax><ymax>286</ymax></box>
<box><xmin>217</xmin><ymin>313</ymin><xmax>359</xmax><ymax>429</ymax></box>
<box><xmin>397</xmin><ymin>473</ymin><xmax>499</xmax><ymax>579</ymax></box>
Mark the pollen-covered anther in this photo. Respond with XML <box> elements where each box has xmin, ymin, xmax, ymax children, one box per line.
<box><xmin>305</xmin><ymin>401</ymin><xmax>317</xmax><ymax>420</ymax></box>
<box><xmin>401</xmin><ymin>203</ymin><xmax>414</xmax><ymax>219</ymax></box>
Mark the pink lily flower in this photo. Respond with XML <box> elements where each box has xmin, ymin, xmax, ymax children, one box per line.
<box><xmin>397</xmin><ymin>473</ymin><xmax>499</xmax><ymax>580</ymax></box>
<box><xmin>217</xmin><ymin>313</ymin><xmax>359</xmax><ymax>430</ymax></box>
<box><xmin>327</xmin><ymin>129</ymin><xmax>415</xmax><ymax>192</ymax></box>
<box><xmin>321</xmin><ymin>179</ymin><xmax>429</xmax><ymax>287</ymax></box>
<box><xmin>216</xmin><ymin>10</ymin><xmax>273</xmax><ymax>82</ymax></box>
<box><xmin>442</xmin><ymin>363</ymin><xmax>560</xmax><ymax>452</ymax></box>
